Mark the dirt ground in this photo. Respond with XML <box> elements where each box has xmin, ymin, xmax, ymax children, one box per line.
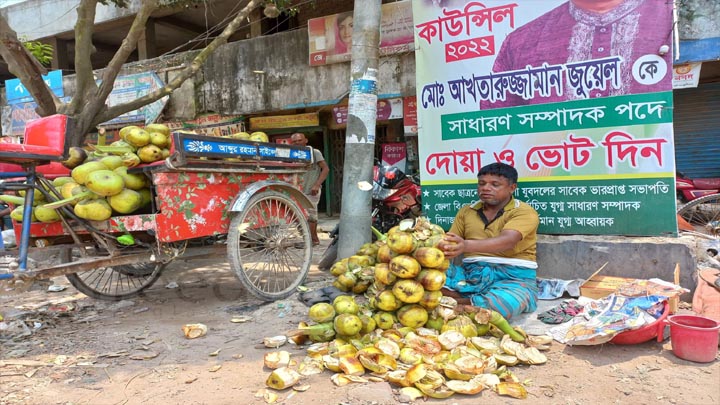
<box><xmin>1</xmin><ymin>239</ymin><xmax>719</xmax><ymax>405</ymax></box>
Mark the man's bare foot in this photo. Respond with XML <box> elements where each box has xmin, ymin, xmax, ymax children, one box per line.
<box><xmin>440</xmin><ymin>288</ymin><xmax>471</xmax><ymax>305</ymax></box>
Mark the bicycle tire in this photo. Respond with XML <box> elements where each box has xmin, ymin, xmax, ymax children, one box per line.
<box><xmin>227</xmin><ymin>191</ymin><xmax>312</xmax><ymax>301</ymax></box>
<box><xmin>677</xmin><ymin>193</ymin><xmax>720</xmax><ymax>237</ymax></box>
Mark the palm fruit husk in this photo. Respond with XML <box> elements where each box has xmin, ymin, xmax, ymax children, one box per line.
<box><xmin>446</xmin><ymin>378</ymin><xmax>484</xmax><ymax>395</ymax></box>
<box><xmin>475</xmin><ymin>373</ymin><xmax>501</xmax><ymax>390</ymax></box>
<box><xmin>493</xmin><ymin>353</ymin><xmax>519</xmax><ymax>366</ymax></box>
<box><xmin>523</xmin><ymin>346</ymin><xmax>548</xmax><ymax>365</ymax></box>
<box><xmin>330</xmin><ymin>373</ymin><xmax>369</xmax><ymax>386</ymax></box>
<box><xmin>496</xmin><ymin>381</ymin><xmax>528</xmax><ymax>399</ymax></box>
<box><xmin>442</xmin><ymin>362</ymin><xmax>473</xmax><ymax>381</ymax></box>
<box><xmin>322</xmin><ymin>355</ymin><xmax>341</xmax><ymax>373</ymax></box>
<box><xmin>438</xmin><ymin>330</ymin><xmax>466</xmax><ymax>350</ymax></box>
<box><xmin>263</xmin><ymin>351</ymin><xmax>291</xmax><ymax>369</ymax></box>
<box><xmin>405</xmin><ymin>363</ymin><xmax>428</xmax><ymax>385</ymax></box>
<box><xmin>404</xmin><ymin>331</ymin><xmax>442</xmax><ymax>355</ymax></box>
<box><xmin>265</xmin><ymin>367</ymin><xmax>300</xmax><ymax>390</ymax></box>
<box><xmin>357</xmin><ymin>352</ymin><xmax>397</xmax><ymax>374</ymax></box>
<box><xmin>297</xmin><ymin>356</ymin><xmax>324</xmax><ymax>376</ymax></box>
<box><xmin>338</xmin><ymin>355</ymin><xmax>365</xmax><ymax>376</ymax></box>
<box><xmin>442</xmin><ymin>315</ymin><xmax>478</xmax><ymax>338</ymax></box>
<box><xmin>398</xmin><ymin>347</ymin><xmax>424</xmax><ymax>365</ymax></box>
<box><xmin>374</xmin><ymin>337</ymin><xmax>401</xmax><ymax>359</ymax></box>
<box><xmin>398</xmin><ymin>387</ymin><xmax>426</xmax><ymax>401</ymax></box>
<box><xmin>454</xmin><ymin>355</ymin><xmax>487</xmax><ymax>375</ymax></box>
<box><xmin>526</xmin><ymin>334</ymin><xmax>553</xmax><ymax>351</ymax></box>
<box><xmin>286</xmin><ymin>322</ymin><xmax>335</xmax><ymax>343</ymax></box>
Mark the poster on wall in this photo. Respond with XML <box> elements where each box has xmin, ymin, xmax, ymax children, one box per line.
<box><xmin>412</xmin><ymin>0</ymin><xmax>676</xmax><ymax>236</ymax></box>
<box><xmin>331</xmin><ymin>98</ymin><xmax>403</xmax><ymax>126</ymax></box>
<box><xmin>103</xmin><ymin>72</ymin><xmax>169</xmax><ymax>126</ymax></box>
<box><xmin>382</xmin><ymin>142</ymin><xmax>407</xmax><ymax>173</ymax></box>
<box><xmin>308</xmin><ymin>1</ymin><xmax>415</xmax><ymax>66</ymax></box>
<box><xmin>672</xmin><ymin>63</ymin><xmax>702</xmax><ymax>89</ymax></box>
<box><xmin>403</xmin><ymin>96</ymin><xmax>418</xmax><ymax>135</ymax></box>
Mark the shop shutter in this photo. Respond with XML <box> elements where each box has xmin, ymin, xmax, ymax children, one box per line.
<box><xmin>674</xmin><ymin>82</ymin><xmax>720</xmax><ymax>179</ymax></box>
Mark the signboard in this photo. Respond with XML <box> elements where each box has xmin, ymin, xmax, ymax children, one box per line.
<box><xmin>403</xmin><ymin>96</ymin><xmax>418</xmax><ymax>135</ymax></box>
<box><xmin>672</xmin><ymin>63</ymin><xmax>702</xmax><ymax>89</ymax></box>
<box><xmin>308</xmin><ymin>1</ymin><xmax>414</xmax><ymax>66</ymax></box>
<box><xmin>412</xmin><ymin>0</ymin><xmax>676</xmax><ymax>236</ymax></box>
<box><xmin>103</xmin><ymin>72</ymin><xmax>169</xmax><ymax>126</ymax></box>
<box><xmin>249</xmin><ymin>112</ymin><xmax>319</xmax><ymax>130</ymax></box>
<box><xmin>5</xmin><ymin>70</ymin><xmax>64</xmax><ymax>105</ymax></box>
<box><xmin>331</xmin><ymin>98</ymin><xmax>403</xmax><ymax>126</ymax></box>
<box><xmin>3</xmin><ymin>96</ymin><xmax>71</xmax><ymax>135</ymax></box>
<box><xmin>382</xmin><ymin>142</ymin><xmax>407</xmax><ymax>172</ymax></box>
<box><xmin>166</xmin><ymin>114</ymin><xmax>245</xmax><ymax>137</ymax></box>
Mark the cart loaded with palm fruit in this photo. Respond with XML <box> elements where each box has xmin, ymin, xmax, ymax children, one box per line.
<box><xmin>0</xmin><ymin>114</ymin><xmax>315</xmax><ymax>301</ymax></box>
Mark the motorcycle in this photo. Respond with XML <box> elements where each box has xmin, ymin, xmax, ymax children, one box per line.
<box><xmin>676</xmin><ymin>172</ymin><xmax>720</xmax><ymax>238</ymax></box>
<box><xmin>676</xmin><ymin>172</ymin><xmax>720</xmax><ymax>203</ymax></box>
<box><xmin>318</xmin><ymin>165</ymin><xmax>422</xmax><ymax>270</ymax></box>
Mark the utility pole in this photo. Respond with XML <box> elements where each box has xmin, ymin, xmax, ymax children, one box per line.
<box><xmin>337</xmin><ymin>0</ymin><xmax>382</xmax><ymax>260</ymax></box>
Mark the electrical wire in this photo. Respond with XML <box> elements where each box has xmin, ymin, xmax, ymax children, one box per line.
<box><xmin>157</xmin><ymin>0</ymin><xmax>317</xmax><ymax>57</ymax></box>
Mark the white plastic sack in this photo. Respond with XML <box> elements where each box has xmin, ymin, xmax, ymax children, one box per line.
<box><xmin>2</xmin><ymin>229</ymin><xmax>16</xmax><ymax>248</ymax></box>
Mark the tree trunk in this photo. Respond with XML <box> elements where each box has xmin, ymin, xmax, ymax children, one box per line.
<box><xmin>1</xmin><ymin>0</ymin><xmax>262</xmax><ymax>149</ymax></box>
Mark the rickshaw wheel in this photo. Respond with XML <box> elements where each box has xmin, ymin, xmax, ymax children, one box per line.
<box><xmin>227</xmin><ymin>190</ymin><xmax>312</xmax><ymax>301</ymax></box>
<box><xmin>65</xmin><ymin>251</ymin><xmax>165</xmax><ymax>300</ymax></box>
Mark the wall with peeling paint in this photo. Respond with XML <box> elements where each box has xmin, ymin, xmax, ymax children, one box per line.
<box><xmin>198</xmin><ymin>29</ymin><xmax>416</xmax><ymax>116</ymax></box>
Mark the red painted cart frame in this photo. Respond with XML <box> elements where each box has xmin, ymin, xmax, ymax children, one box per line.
<box><xmin>5</xmin><ymin>132</ymin><xmax>317</xmax><ymax>302</ymax></box>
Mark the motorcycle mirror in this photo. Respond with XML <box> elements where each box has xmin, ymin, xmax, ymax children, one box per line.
<box><xmin>357</xmin><ymin>181</ymin><xmax>373</xmax><ymax>191</ymax></box>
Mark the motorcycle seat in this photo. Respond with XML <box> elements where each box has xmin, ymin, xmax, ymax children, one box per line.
<box><xmin>693</xmin><ymin>178</ymin><xmax>720</xmax><ymax>190</ymax></box>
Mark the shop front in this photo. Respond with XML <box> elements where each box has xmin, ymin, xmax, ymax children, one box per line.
<box><xmin>325</xmin><ymin>96</ymin><xmax>418</xmax><ymax>214</ymax></box>
<box><xmin>247</xmin><ymin>111</ymin><xmax>333</xmax><ymax>216</ymax></box>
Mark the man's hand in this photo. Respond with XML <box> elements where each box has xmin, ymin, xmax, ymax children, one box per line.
<box><xmin>310</xmin><ymin>184</ymin><xmax>321</xmax><ymax>196</ymax></box>
<box><xmin>438</xmin><ymin>232</ymin><xmax>465</xmax><ymax>258</ymax></box>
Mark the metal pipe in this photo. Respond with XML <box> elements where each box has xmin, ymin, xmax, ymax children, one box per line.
<box><xmin>18</xmin><ymin>168</ymin><xmax>36</xmax><ymax>271</ymax></box>
<box><xmin>673</xmin><ymin>0</ymin><xmax>680</xmax><ymax>61</ymax></box>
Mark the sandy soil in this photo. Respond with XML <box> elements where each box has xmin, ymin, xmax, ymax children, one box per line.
<box><xmin>1</xmin><ymin>240</ymin><xmax>719</xmax><ymax>405</ymax></box>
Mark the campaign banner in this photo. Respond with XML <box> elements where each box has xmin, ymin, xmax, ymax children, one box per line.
<box><xmin>308</xmin><ymin>1</ymin><xmax>414</xmax><ymax>66</ymax></box>
<box><xmin>412</xmin><ymin>0</ymin><xmax>676</xmax><ymax>236</ymax></box>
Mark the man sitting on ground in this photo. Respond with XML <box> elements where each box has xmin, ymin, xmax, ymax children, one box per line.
<box><xmin>438</xmin><ymin>163</ymin><xmax>540</xmax><ymax>319</ymax></box>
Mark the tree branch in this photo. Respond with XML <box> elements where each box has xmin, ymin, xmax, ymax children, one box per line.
<box><xmin>95</xmin><ymin>0</ymin><xmax>158</xmax><ymax>104</ymax></box>
<box><xmin>95</xmin><ymin>0</ymin><xmax>261</xmax><ymax>124</ymax></box>
<box><xmin>0</xmin><ymin>14</ymin><xmax>57</xmax><ymax>116</ymax></box>
<box><xmin>68</xmin><ymin>0</ymin><xmax>99</xmax><ymax>115</ymax></box>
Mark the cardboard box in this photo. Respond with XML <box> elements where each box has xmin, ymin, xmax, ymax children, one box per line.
<box><xmin>580</xmin><ymin>274</ymin><xmax>638</xmax><ymax>300</ymax></box>
<box><xmin>580</xmin><ymin>263</ymin><xmax>681</xmax><ymax>313</ymax></box>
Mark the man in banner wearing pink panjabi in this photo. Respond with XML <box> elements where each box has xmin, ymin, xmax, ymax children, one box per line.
<box><xmin>484</xmin><ymin>0</ymin><xmax>673</xmax><ymax>109</ymax></box>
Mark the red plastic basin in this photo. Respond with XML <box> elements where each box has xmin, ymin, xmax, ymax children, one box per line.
<box><xmin>610</xmin><ymin>301</ymin><xmax>669</xmax><ymax>345</ymax></box>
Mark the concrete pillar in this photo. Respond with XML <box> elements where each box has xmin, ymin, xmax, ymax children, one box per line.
<box><xmin>47</xmin><ymin>37</ymin><xmax>68</xmax><ymax>70</ymax></box>
<box><xmin>138</xmin><ymin>17</ymin><xmax>157</xmax><ymax>60</ymax></box>
<box><xmin>249</xmin><ymin>8</ymin><xmax>262</xmax><ymax>38</ymax></box>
